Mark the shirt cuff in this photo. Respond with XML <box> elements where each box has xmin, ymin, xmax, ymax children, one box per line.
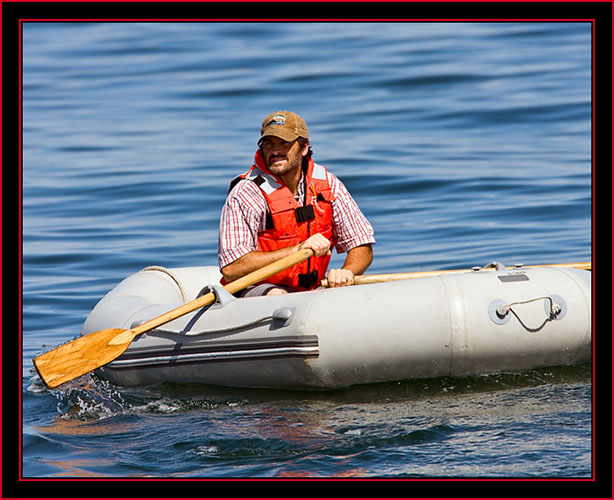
<box><xmin>334</xmin><ymin>235</ymin><xmax>376</xmax><ymax>254</ymax></box>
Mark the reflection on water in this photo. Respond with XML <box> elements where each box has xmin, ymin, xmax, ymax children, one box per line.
<box><xmin>24</xmin><ymin>365</ymin><xmax>591</xmax><ymax>477</ymax></box>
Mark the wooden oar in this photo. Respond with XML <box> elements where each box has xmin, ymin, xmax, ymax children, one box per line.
<box><xmin>33</xmin><ymin>248</ymin><xmax>315</xmax><ymax>389</ymax></box>
<box><xmin>321</xmin><ymin>261</ymin><xmax>591</xmax><ymax>287</ymax></box>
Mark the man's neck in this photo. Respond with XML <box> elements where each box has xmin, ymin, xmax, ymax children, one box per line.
<box><xmin>280</xmin><ymin>167</ymin><xmax>303</xmax><ymax>197</ymax></box>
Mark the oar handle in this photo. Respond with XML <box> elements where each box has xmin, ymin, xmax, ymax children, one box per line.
<box><xmin>321</xmin><ymin>261</ymin><xmax>591</xmax><ymax>288</ymax></box>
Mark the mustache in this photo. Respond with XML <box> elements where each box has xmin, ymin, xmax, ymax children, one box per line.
<box><xmin>267</xmin><ymin>154</ymin><xmax>287</xmax><ymax>163</ymax></box>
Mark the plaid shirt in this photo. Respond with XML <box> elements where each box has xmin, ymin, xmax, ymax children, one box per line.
<box><xmin>218</xmin><ymin>170</ymin><xmax>375</xmax><ymax>269</ymax></box>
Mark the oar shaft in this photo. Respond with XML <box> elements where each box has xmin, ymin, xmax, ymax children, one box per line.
<box><xmin>131</xmin><ymin>291</ymin><xmax>214</xmax><ymax>336</ymax></box>
<box><xmin>321</xmin><ymin>261</ymin><xmax>591</xmax><ymax>287</ymax></box>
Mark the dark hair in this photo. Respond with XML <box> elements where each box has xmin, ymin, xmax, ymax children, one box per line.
<box><xmin>298</xmin><ymin>137</ymin><xmax>313</xmax><ymax>170</ymax></box>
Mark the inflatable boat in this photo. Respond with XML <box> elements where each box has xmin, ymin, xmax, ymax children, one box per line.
<box><xmin>78</xmin><ymin>262</ymin><xmax>592</xmax><ymax>390</ymax></box>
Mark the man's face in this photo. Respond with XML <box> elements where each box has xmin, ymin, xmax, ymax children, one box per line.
<box><xmin>260</xmin><ymin>136</ymin><xmax>308</xmax><ymax>178</ymax></box>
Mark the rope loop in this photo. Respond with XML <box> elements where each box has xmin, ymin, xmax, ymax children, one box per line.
<box><xmin>140</xmin><ymin>265</ymin><xmax>189</xmax><ymax>303</ymax></box>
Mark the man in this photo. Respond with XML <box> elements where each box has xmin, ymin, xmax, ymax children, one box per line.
<box><xmin>218</xmin><ymin>110</ymin><xmax>375</xmax><ymax>296</ymax></box>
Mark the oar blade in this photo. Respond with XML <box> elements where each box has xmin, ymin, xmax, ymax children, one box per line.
<box><xmin>33</xmin><ymin>328</ymin><xmax>131</xmax><ymax>389</ymax></box>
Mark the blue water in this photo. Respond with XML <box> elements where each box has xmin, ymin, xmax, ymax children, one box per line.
<box><xmin>21</xmin><ymin>22</ymin><xmax>592</xmax><ymax>478</ymax></box>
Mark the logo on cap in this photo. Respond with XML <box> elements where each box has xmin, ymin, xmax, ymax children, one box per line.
<box><xmin>265</xmin><ymin>114</ymin><xmax>286</xmax><ymax>127</ymax></box>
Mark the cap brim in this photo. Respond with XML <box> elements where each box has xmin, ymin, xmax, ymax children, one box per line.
<box><xmin>258</xmin><ymin>127</ymin><xmax>300</xmax><ymax>144</ymax></box>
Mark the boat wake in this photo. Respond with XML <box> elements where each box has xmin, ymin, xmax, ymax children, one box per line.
<box><xmin>26</xmin><ymin>369</ymin><xmax>248</xmax><ymax>422</ymax></box>
<box><xmin>26</xmin><ymin>363</ymin><xmax>590</xmax><ymax>424</ymax></box>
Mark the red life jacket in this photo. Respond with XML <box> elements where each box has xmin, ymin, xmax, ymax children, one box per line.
<box><xmin>226</xmin><ymin>150</ymin><xmax>335</xmax><ymax>290</ymax></box>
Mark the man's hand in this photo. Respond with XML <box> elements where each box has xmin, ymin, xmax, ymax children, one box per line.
<box><xmin>325</xmin><ymin>268</ymin><xmax>355</xmax><ymax>287</ymax></box>
<box><xmin>325</xmin><ymin>244</ymin><xmax>373</xmax><ymax>288</ymax></box>
<box><xmin>298</xmin><ymin>233</ymin><xmax>332</xmax><ymax>258</ymax></box>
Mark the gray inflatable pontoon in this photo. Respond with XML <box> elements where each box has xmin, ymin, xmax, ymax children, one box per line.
<box><xmin>81</xmin><ymin>264</ymin><xmax>592</xmax><ymax>389</ymax></box>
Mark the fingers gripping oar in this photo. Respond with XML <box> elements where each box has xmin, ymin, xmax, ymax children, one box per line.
<box><xmin>321</xmin><ymin>261</ymin><xmax>591</xmax><ymax>287</ymax></box>
<box><xmin>33</xmin><ymin>248</ymin><xmax>315</xmax><ymax>389</ymax></box>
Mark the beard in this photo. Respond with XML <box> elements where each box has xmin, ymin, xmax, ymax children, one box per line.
<box><xmin>265</xmin><ymin>151</ymin><xmax>303</xmax><ymax>177</ymax></box>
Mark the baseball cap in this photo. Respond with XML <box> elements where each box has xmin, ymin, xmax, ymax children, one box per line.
<box><xmin>258</xmin><ymin>111</ymin><xmax>309</xmax><ymax>144</ymax></box>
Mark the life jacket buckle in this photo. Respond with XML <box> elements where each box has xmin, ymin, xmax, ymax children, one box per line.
<box><xmin>298</xmin><ymin>270</ymin><xmax>319</xmax><ymax>289</ymax></box>
<box><xmin>295</xmin><ymin>205</ymin><xmax>315</xmax><ymax>223</ymax></box>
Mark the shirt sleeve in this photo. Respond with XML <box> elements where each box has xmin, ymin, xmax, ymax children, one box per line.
<box><xmin>328</xmin><ymin>173</ymin><xmax>376</xmax><ymax>253</ymax></box>
<box><xmin>218</xmin><ymin>180</ymin><xmax>268</xmax><ymax>269</ymax></box>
